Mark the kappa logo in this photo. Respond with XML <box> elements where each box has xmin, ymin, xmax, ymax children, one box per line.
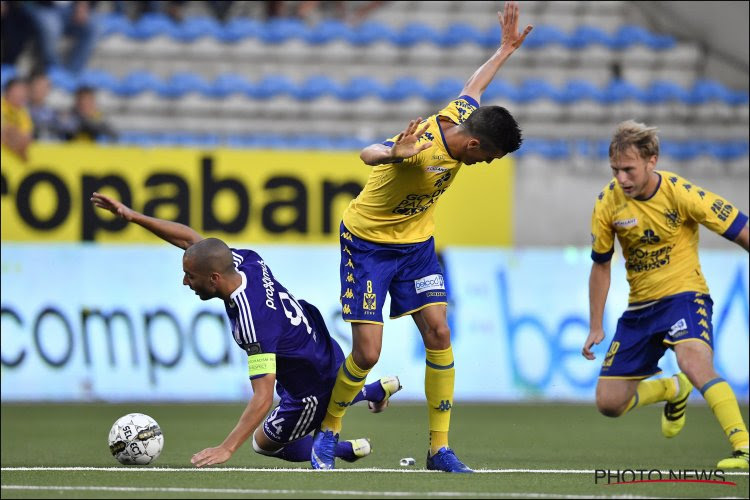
<box><xmin>414</xmin><ymin>274</ymin><xmax>445</xmax><ymax>293</ymax></box>
<box><xmin>614</xmin><ymin>218</ymin><xmax>638</xmax><ymax>228</ymax></box>
<box><xmin>668</xmin><ymin>318</ymin><xmax>688</xmax><ymax>337</ymax></box>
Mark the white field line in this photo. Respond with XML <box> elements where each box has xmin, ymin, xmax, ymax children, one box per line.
<box><xmin>0</xmin><ymin>484</ymin><xmax>701</xmax><ymax>499</ymax></box>
<box><xmin>1</xmin><ymin>466</ymin><xmax>748</xmax><ymax>475</ymax></box>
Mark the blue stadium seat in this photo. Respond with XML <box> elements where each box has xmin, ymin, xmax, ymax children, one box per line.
<box><xmin>114</xmin><ymin>70</ymin><xmax>165</xmax><ymax>96</ymax></box>
<box><xmin>381</xmin><ymin>77</ymin><xmax>430</xmax><ymax>100</ymax></box>
<box><xmin>565</xmin><ymin>26</ymin><xmax>612</xmax><ymax>49</ymax></box>
<box><xmin>159</xmin><ymin>72</ymin><xmax>212</xmax><ymax>98</ymax></box>
<box><xmin>389</xmin><ymin>22</ymin><xmax>440</xmax><ymax>47</ymax></box>
<box><xmin>260</xmin><ymin>18</ymin><xmax>309</xmax><ymax>44</ymax></box>
<box><xmin>250</xmin><ymin>75</ymin><xmax>296</xmax><ymax>99</ymax></box>
<box><xmin>294</xmin><ymin>75</ymin><xmax>341</xmax><ymax>100</ymax></box>
<box><xmin>211</xmin><ymin>73</ymin><xmax>255</xmax><ymax>98</ymax></box>
<box><xmin>218</xmin><ymin>18</ymin><xmax>264</xmax><ymax>43</ymax></box>
<box><xmin>558</xmin><ymin>79</ymin><xmax>602</xmax><ymax>103</ymax></box>
<box><xmin>345</xmin><ymin>21</ymin><xmax>394</xmax><ymax>45</ymax></box>
<box><xmin>338</xmin><ymin>77</ymin><xmax>387</xmax><ymax>101</ymax></box>
<box><xmin>131</xmin><ymin>13</ymin><xmax>180</xmax><ymax>40</ymax></box>
<box><xmin>174</xmin><ymin>16</ymin><xmax>223</xmax><ymax>42</ymax></box>
<box><xmin>426</xmin><ymin>78</ymin><xmax>464</xmax><ymax>102</ymax></box>
<box><xmin>304</xmin><ymin>19</ymin><xmax>351</xmax><ymax>45</ymax></box>
<box><xmin>47</xmin><ymin>66</ymin><xmax>79</xmax><ymax>93</ymax></box>
<box><xmin>439</xmin><ymin>23</ymin><xmax>484</xmax><ymax>47</ymax></box>
<box><xmin>521</xmin><ymin>25</ymin><xmax>567</xmax><ymax>50</ymax></box>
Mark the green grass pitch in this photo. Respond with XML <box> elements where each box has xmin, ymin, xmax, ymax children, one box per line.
<box><xmin>2</xmin><ymin>402</ymin><xmax>748</xmax><ymax>498</ymax></box>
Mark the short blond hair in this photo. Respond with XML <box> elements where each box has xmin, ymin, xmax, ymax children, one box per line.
<box><xmin>609</xmin><ymin>120</ymin><xmax>660</xmax><ymax>161</ymax></box>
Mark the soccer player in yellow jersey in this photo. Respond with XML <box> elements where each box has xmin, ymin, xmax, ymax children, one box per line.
<box><xmin>311</xmin><ymin>1</ymin><xmax>533</xmax><ymax>472</ymax></box>
<box><xmin>583</xmin><ymin>120</ymin><xmax>749</xmax><ymax>469</ymax></box>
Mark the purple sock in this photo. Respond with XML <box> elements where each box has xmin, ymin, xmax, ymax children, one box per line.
<box><xmin>350</xmin><ymin>380</ymin><xmax>386</xmax><ymax>405</ymax></box>
<box><xmin>270</xmin><ymin>436</ymin><xmax>357</xmax><ymax>462</ymax></box>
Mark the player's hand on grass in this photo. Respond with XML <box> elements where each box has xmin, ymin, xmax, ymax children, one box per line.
<box><xmin>390</xmin><ymin>118</ymin><xmax>432</xmax><ymax>160</ymax></box>
<box><xmin>498</xmin><ymin>0</ymin><xmax>533</xmax><ymax>52</ymax></box>
<box><xmin>582</xmin><ymin>329</ymin><xmax>605</xmax><ymax>360</ymax></box>
<box><xmin>191</xmin><ymin>445</ymin><xmax>232</xmax><ymax>468</ymax></box>
<box><xmin>91</xmin><ymin>192</ymin><xmax>136</xmax><ymax>221</ymax></box>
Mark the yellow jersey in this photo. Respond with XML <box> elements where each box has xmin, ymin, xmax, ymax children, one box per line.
<box><xmin>0</xmin><ymin>97</ymin><xmax>33</xmax><ymax>136</ymax></box>
<box><xmin>591</xmin><ymin>171</ymin><xmax>748</xmax><ymax>304</ymax></box>
<box><xmin>342</xmin><ymin>96</ymin><xmax>478</xmax><ymax>244</ymax></box>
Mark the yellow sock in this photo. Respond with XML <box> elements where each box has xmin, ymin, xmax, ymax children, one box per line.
<box><xmin>321</xmin><ymin>355</ymin><xmax>370</xmax><ymax>434</ymax></box>
<box><xmin>625</xmin><ymin>376</ymin><xmax>677</xmax><ymax>413</ymax></box>
<box><xmin>702</xmin><ymin>378</ymin><xmax>750</xmax><ymax>450</ymax></box>
<box><xmin>425</xmin><ymin>346</ymin><xmax>455</xmax><ymax>455</ymax></box>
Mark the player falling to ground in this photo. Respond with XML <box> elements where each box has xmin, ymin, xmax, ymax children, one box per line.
<box><xmin>90</xmin><ymin>192</ymin><xmax>402</xmax><ymax>467</ymax></box>
<box><xmin>582</xmin><ymin>121</ymin><xmax>749</xmax><ymax>469</ymax></box>
<box><xmin>311</xmin><ymin>0</ymin><xmax>533</xmax><ymax>472</ymax></box>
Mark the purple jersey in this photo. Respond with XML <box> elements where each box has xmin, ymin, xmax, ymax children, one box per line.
<box><xmin>225</xmin><ymin>249</ymin><xmax>343</xmax><ymax>399</ymax></box>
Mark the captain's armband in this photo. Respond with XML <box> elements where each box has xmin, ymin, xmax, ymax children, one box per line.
<box><xmin>248</xmin><ymin>353</ymin><xmax>276</xmax><ymax>378</ymax></box>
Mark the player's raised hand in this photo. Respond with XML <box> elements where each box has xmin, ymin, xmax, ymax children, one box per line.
<box><xmin>391</xmin><ymin>118</ymin><xmax>432</xmax><ymax>160</ymax></box>
<box><xmin>582</xmin><ymin>328</ymin><xmax>605</xmax><ymax>360</ymax></box>
<box><xmin>498</xmin><ymin>0</ymin><xmax>533</xmax><ymax>51</ymax></box>
<box><xmin>90</xmin><ymin>191</ymin><xmax>135</xmax><ymax>221</ymax></box>
<box><xmin>191</xmin><ymin>445</ymin><xmax>233</xmax><ymax>468</ymax></box>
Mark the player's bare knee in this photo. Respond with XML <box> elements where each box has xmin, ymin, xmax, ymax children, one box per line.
<box><xmin>423</xmin><ymin>324</ymin><xmax>451</xmax><ymax>350</ymax></box>
<box><xmin>596</xmin><ymin>399</ymin><xmax>625</xmax><ymax>418</ymax></box>
<box><xmin>353</xmin><ymin>348</ymin><xmax>380</xmax><ymax>370</ymax></box>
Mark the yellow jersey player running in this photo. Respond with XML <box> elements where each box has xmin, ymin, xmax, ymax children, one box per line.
<box><xmin>583</xmin><ymin>120</ymin><xmax>749</xmax><ymax>469</ymax></box>
<box><xmin>311</xmin><ymin>0</ymin><xmax>533</xmax><ymax>472</ymax></box>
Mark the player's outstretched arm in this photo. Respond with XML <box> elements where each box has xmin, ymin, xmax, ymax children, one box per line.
<box><xmin>360</xmin><ymin>118</ymin><xmax>432</xmax><ymax>166</ymax></box>
<box><xmin>460</xmin><ymin>0</ymin><xmax>532</xmax><ymax>104</ymax></box>
<box><xmin>90</xmin><ymin>191</ymin><xmax>203</xmax><ymax>250</ymax></box>
<box><xmin>583</xmin><ymin>260</ymin><xmax>611</xmax><ymax>360</ymax></box>
<box><xmin>190</xmin><ymin>374</ymin><xmax>275</xmax><ymax>468</ymax></box>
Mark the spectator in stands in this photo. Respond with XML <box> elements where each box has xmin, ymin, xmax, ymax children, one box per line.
<box><xmin>22</xmin><ymin>1</ymin><xmax>97</xmax><ymax>74</ymax></box>
<box><xmin>0</xmin><ymin>77</ymin><xmax>33</xmax><ymax>162</ymax></box>
<box><xmin>1</xmin><ymin>1</ymin><xmax>35</xmax><ymax>66</ymax></box>
<box><xmin>61</xmin><ymin>86</ymin><xmax>117</xmax><ymax>142</ymax></box>
<box><xmin>28</xmin><ymin>70</ymin><xmax>64</xmax><ymax>141</ymax></box>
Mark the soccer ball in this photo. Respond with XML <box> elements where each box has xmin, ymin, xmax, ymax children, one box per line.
<box><xmin>108</xmin><ymin>413</ymin><xmax>164</xmax><ymax>465</ymax></box>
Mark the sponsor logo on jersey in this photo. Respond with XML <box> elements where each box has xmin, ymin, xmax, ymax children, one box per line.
<box><xmin>614</xmin><ymin>218</ymin><xmax>638</xmax><ymax>228</ymax></box>
<box><xmin>668</xmin><ymin>318</ymin><xmax>688</xmax><ymax>338</ymax></box>
<box><xmin>414</xmin><ymin>274</ymin><xmax>445</xmax><ymax>293</ymax></box>
<box><xmin>426</xmin><ymin>165</ymin><xmax>448</xmax><ymax>172</ymax></box>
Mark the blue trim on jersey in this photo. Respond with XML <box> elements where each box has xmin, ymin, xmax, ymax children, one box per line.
<box><xmin>342</xmin><ymin>362</ymin><xmax>366</xmax><ymax>382</ymax></box>
<box><xmin>722</xmin><ymin>211</ymin><xmax>748</xmax><ymax>241</ymax></box>
<box><xmin>426</xmin><ymin>359</ymin><xmax>454</xmax><ymax>370</ymax></box>
<box><xmin>380</xmin><ymin>140</ymin><xmax>404</xmax><ymax>163</ymax></box>
<box><xmin>634</xmin><ymin>173</ymin><xmax>662</xmax><ymax>202</ymax></box>
<box><xmin>700</xmin><ymin>377</ymin><xmax>725</xmax><ymax>396</ymax></box>
<box><xmin>591</xmin><ymin>247</ymin><xmax>614</xmax><ymax>263</ymax></box>
<box><xmin>436</xmin><ymin>115</ymin><xmax>457</xmax><ymax>161</ymax></box>
<box><xmin>458</xmin><ymin>94</ymin><xmax>479</xmax><ymax>108</ymax></box>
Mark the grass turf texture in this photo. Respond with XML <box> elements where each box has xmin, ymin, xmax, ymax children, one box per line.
<box><xmin>2</xmin><ymin>402</ymin><xmax>748</xmax><ymax>498</ymax></box>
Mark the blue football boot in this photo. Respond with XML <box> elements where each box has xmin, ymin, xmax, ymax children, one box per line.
<box><xmin>311</xmin><ymin>429</ymin><xmax>338</xmax><ymax>470</ymax></box>
<box><xmin>426</xmin><ymin>447</ymin><xmax>474</xmax><ymax>473</ymax></box>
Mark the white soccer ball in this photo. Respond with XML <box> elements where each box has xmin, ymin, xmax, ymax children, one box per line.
<box><xmin>108</xmin><ymin>413</ymin><xmax>164</xmax><ymax>465</ymax></box>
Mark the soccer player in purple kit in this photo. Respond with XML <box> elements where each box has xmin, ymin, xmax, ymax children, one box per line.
<box><xmin>91</xmin><ymin>191</ymin><xmax>402</xmax><ymax>467</ymax></box>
